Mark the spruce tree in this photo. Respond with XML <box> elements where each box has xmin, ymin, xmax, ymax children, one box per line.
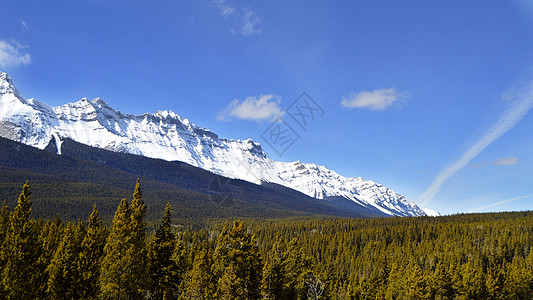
<box><xmin>78</xmin><ymin>205</ymin><xmax>107</xmax><ymax>299</ymax></box>
<box><xmin>99</xmin><ymin>198</ymin><xmax>133</xmax><ymax>299</ymax></box>
<box><xmin>147</xmin><ymin>203</ymin><xmax>178</xmax><ymax>299</ymax></box>
<box><xmin>129</xmin><ymin>178</ymin><xmax>147</xmax><ymax>296</ymax></box>
<box><xmin>172</xmin><ymin>233</ymin><xmax>189</xmax><ymax>297</ymax></box>
<box><xmin>47</xmin><ymin>222</ymin><xmax>84</xmax><ymax>299</ymax></box>
<box><xmin>0</xmin><ymin>181</ymin><xmax>42</xmax><ymax>299</ymax></box>
<box><xmin>100</xmin><ymin>179</ymin><xmax>148</xmax><ymax>299</ymax></box>
<box><xmin>431</xmin><ymin>262</ymin><xmax>454</xmax><ymax>299</ymax></box>
<box><xmin>213</xmin><ymin>220</ymin><xmax>262</xmax><ymax>299</ymax></box>
<box><xmin>182</xmin><ymin>247</ymin><xmax>215</xmax><ymax>299</ymax></box>
<box><xmin>0</xmin><ymin>201</ymin><xmax>9</xmax><ymax>244</ymax></box>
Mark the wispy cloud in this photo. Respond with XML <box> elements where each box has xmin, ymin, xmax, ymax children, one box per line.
<box><xmin>218</xmin><ymin>94</ymin><xmax>283</xmax><ymax>122</ymax></box>
<box><xmin>491</xmin><ymin>157</ymin><xmax>519</xmax><ymax>165</ymax></box>
<box><xmin>212</xmin><ymin>0</ymin><xmax>262</xmax><ymax>36</ymax></box>
<box><xmin>240</xmin><ymin>9</ymin><xmax>261</xmax><ymax>36</ymax></box>
<box><xmin>213</xmin><ymin>0</ymin><xmax>235</xmax><ymax>18</ymax></box>
<box><xmin>341</xmin><ymin>88</ymin><xmax>408</xmax><ymax>111</ymax></box>
<box><xmin>0</xmin><ymin>40</ymin><xmax>32</xmax><ymax>69</ymax></box>
<box><xmin>419</xmin><ymin>79</ymin><xmax>533</xmax><ymax>206</ymax></box>
<box><xmin>20</xmin><ymin>20</ymin><xmax>30</xmax><ymax>31</ymax></box>
<box><xmin>468</xmin><ymin>193</ymin><xmax>533</xmax><ymax>213</ymax></box>
<box><xmin>470</xmin><ymin>156</ymin><xmax>519</xmax><ymax>168</ymax></box>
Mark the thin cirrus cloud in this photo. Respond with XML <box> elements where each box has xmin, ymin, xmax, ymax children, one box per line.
<box><xmin>419</xmin><ymin>79</ymin><xmax>533</xmax><ymax>206</ymax></box>
<box><xmin>212</xmin><ymin>0</ymin><xmax>261</xmax><ymax>36</ymax></box>
<box><xmin>218</xmin><ymin>94</ymin><xmax>283</xmax><ymax>122</ymax></box>
<box><xmin>0</xmin><ymin>39</ymin><xmax>31</xmax><ymax>69</ymax></box>
<box><xmin>341</xmin><ymin>88</ymin><xmax>409</xmax><ymax>111</ymax></box>
<box><xmin>468</xmin><ymin>193</ymin><xmax>533</xmax><ymax>213</ymax></box>
<box><xmin>470</xmin><ymin>157</ymin><xmax>519</xmax><ymax>168</ymax></box>
<box><xmin>491</xmin><ymin>157</ymin><xmax>519</xmax><ymax>165</ymax></box>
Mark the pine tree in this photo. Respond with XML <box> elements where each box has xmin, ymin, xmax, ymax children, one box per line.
<box><xmin>0</xmin><ymin>201</ymin><xmax>10</xmax><ymax>272</ymax></box>
<box><xmin>36</xmin><ymin>219</ymin><xmax>66</xmax><ymax>298</ymax></box>
<box><xmin>261</xmin><ymin>234</ymin><xmax>287</xmax><ymax>299</ymax></box>
<box><xmin>213</xmin><ymin>220</ymin><xmax>263</xmax><ymax>299</ymax></box>
<box><xmin>47</xmin><ymin>222</ymin><xmax>83</xmax><ymax>299</ymax></box>
<box><xmin>147</xmin><ymin>203</ymin><xmax>178</xmax><ymax>299</ymax></box>
<box><xmin>78</xmin><ymin>205</ymin><xmax>107</xmax><ymax>299</ymax></box>
<box><xmin>182</xmin><ymin>247</ymin><xmax>214</xmax><ymax>299</ymax></box>
<box><xmin>0</xmin><ymin>181</ymin><xmax>42</xmax><ymax>299</ymax></box>
<box><xmin>99</xmin><ymin>198</ymin><xmax>133</xmax><ymax>299</ymax></box>
<box><xmin>0</xmin><ymin>201</ymin><xmax>10</xmax><ymax>244</ymax></box>
<box><xmin>431</xmin><ymin>262</ymin><xmax>454</xmax><ymax>299</ymax></box>
<box><xmin>458</xmin><ymin>258</ymin><xmax>486</xmax><ymax>299</ymax></box>
<box><xmin>100</xmin><ymin>179</ymin><xmax>148</xmax><ymax>299</ymax></box>
<box><xmin>283</xmin><ymin>238</ymin><xmax>313</xmax><ymax>299</ymax></box>
<box><xmin>129</xmin><ymin>178</ymin><xmax>148</xmax><ymax>296</ymax></box>
<box><xmin>405</xmin><ymin>261</ymin><xmax>428</xmax><ymax>300</ymax></box>
<box><xmin>172</xmin><ymin>234</ymin><xmax>189</xmax><ymax>298</ymax></box>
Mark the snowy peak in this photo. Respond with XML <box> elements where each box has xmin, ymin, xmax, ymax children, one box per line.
<box><xmin>0</xmin><ymin>72</ymin><xmax>17</xmax><ymax>95</ymax></box>
<box><xmin>0</xmin><ymin>72</ymin><xmax>435</xmax><ymax>217</ymax></box>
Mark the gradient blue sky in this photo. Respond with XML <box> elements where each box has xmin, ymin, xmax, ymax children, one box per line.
<box><xmin>1</xmin><ymin>0</ymin><xmax>533</xmax><ymax>215</ymax></box>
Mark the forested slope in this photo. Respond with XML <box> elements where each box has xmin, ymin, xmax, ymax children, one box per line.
<box><xmin>0</xmin><ymin>179</ymin><xmax>531</xmax><ymax>299</ymax></box>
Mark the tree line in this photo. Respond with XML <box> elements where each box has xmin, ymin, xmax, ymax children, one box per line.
<box><xmin>0</xmin><ymin>180</ymin><xmax>532</xmax><ymax>299</ymax></box>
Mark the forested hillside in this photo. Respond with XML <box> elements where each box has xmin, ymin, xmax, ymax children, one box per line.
<box><xmin>0</xmin><ymin>136</ymin><xmax>386</xmax><ymax>223</ymax></box>
<box><xmin>0</xmin><ymin>180</ymin><xmax>532</xmax><ymax>299</ymax></box>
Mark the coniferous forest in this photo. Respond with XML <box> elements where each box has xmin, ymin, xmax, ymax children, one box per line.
<box><xmin>1</xmin><ymin>180</ymin><xmax>532</xmax><ymax>299</ymax></box>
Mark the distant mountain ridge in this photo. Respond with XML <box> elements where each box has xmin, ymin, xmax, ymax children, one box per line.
<box><xmin>0</xmin><ymin>71</ymin><xmax>432</xmax><ymax>217</ymax></box>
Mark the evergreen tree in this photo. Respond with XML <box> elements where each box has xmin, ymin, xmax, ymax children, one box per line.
<box><xmin>129</xmin><ymin>178</ymin><xmax>148</xmax><ymax>296</ymax></box>
<box><xmin>78</xmin><ymin>205</ymin><xmax>107</xmax><ymax>299</ymax></box>
<box><xmin>100</xmin><ymin>180</ymin><xmax>148</xmax><ymax>299</ymax></box>
<box><xmin>261</xmin><ymin>234</ymin><xmax>287</xmax><ymax>299</ymax></box>
<box><xmin>458</xmin><ymin>258</ymin><xmax>486</xmax><ymax>299</ymax></box>
<box><xmin>405</xmin><ymin>261</ymin><xmax>428</xmax><ymax>300</ymax></box>
<box><xmin>181</xmin><ymin>247</ymin><xmax>214</xmax><ymax>299</ymax></box>
<box><xmin>0</xmin><ymin>181</ymin><xmax>42</xmax><ymax>299</ymax></box>
<box><xmin>213</xmin><ymin>220</ymin><xmax>263</xmax><ymax>299</ymax></box>
<box><xmin>0</xmin><ymin>201</ymin><xmax>9</xmax><ymax>244</ymax></box>
<box><xmin>147</xmin><ymin>203</ymin><xmax>178</xmax><ymax>299</ymax></box>
<box><xmin>99</xmin><ymin>198</ymin><xmax>133</xmax><ymax>299</ymax></box>
<box><xmin>47</xmin><ymin>222</ymin><xmax>84</xmax><ymax>299</ymax></box>
<box><xmin>283</xmin><ymin>238</ymin><xmax>313</xmax><ymax>299</ymax></box>
<box><xmin>172</xmin><ymin>235</ymin><xmax>189</xmax><ymax>298</ymax></box>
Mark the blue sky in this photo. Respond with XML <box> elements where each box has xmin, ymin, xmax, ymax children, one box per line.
<box><xmin>1</xmin><ymin>0</ymin><xmax>533</xmax><ymax>215</ymax></box>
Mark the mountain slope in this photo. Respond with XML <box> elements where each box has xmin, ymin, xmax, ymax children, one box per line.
<box><xmin>0</xmin><ymin>136</ymin><xmax>388</xmax><ymax>221</ymax></box>
<box><xmin>0</xmin><ymin>71</ymin><xmax>429</xmax><ymax>217</ymax></box>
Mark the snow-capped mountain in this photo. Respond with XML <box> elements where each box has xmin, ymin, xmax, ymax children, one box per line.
<box><xmin>0</xmin><ymin>72</ymin><xmax>430</xmax><ymax>217</ymax></box>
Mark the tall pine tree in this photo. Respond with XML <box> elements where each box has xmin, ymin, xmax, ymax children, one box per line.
<box><xmin>147</xmin><ymin>203</ymin><xmax>178</xmax><ymax>299</ymax></box>
<box><xmin>100</xmin><ymin>179</ymin><xmax>148</xmax><ymax>299</ymax></box>
<box><xmin>1</xmin><ymin>181</ymin><xmax>42</xmax><ymax>299</ymax></box>
<box><xmin>78</xmin><ymin>205</ymin><xmax>107</xmax><ymax>299</ymax></box>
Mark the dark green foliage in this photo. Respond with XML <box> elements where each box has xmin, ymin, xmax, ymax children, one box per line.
<box><xmin>0</xmin><ymin>136</ymin><xmax>385</xmax><ymax>224</ymax></box>
<box><xmin>1</xmin><ymin>181</ymin><xmax>43</xmax><ymax>299</ymax></box>
<box><xmin>78</xmin><ymin>205</ymin><xmax>107</xmax><ymax>299</ymax></box>
<box><xmin>0</xmin><ymin>178</ymin><xmax>532</xmax><ymax>299</ymax></box>
<box><xmin>147</xmin><ymin>203</ymin><xmax>179</xmax><ymax>299</ymax></box>
<box><xmin>46</xmin><ymin>221</ymin><xmax>85</xmax><ymax>299</ymax></box>
<box><xmin>212</xmin><ymin>220</ymin><xmax>263</xmax><ymax>299</ymax></box>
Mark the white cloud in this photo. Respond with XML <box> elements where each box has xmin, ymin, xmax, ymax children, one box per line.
<box><xmin>468</xmin><ymin>193</ymin><xmax>533</xmax><ymax>213</ymax></box>
<box><xmin>419</xmin><ymin>79</ymin><xmax>533</xmax><ymax>206</ymax></box>
<box><xmin>218</xmin><ymin>94</ymin><xmax>283</xmax><ymax>122</ymax></box>
<box><xmin>240</xmin><ymin>9</ymin><xmax>261</xmax><ymax>36</ymax></box>
<box><xmin>490</xmin><ymin>157</ymin><xmax>519</xmax><ymax>165</ymax></box>
<box><xmin>20</xmin><ymin>20</ymin><xmax>30</xmax><ymax>31</ymax></box>
<box><xmin>212</xmin><ymin>0</ymin><xmax>261</xmax><ymax>36</ymax></box>
<box><xmin>0</xmin><ymin>40</ymin><xmax>32</xmax><ymax>69</ymax></box>
<box><xmin>213</xmin><ymin>0</ymin><xmax>235</xmax><ymax>18</ymax></box>
<box><xmin>341</xmin><ymin>88</ymin><xmax>408</xmax><ymax>111</ymax></box>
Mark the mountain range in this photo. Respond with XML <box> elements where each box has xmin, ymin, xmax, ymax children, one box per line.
<box><xmin>0</xmin><ymin>71</ymin><xmax>437</xmax><ymax>217</ymax></box>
